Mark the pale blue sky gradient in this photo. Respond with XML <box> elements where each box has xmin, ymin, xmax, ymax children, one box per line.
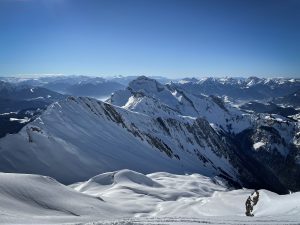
<box><xmin>0</xmin><ymin>0</ymin><xmax>299</xmax><ymax>78</ymax></box>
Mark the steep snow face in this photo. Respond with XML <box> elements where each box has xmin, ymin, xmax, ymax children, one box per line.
<box><xmin>2</xmin><ymin>170</ymin><xmax>299</xmax><ymax>224</ymax></box>
<box><xmin>0</xmin><ymin>96</ymin><xmax>243</xmax><ymax>184</ymax></box>
<box><xmin>109</xmin><ymin>76</ymin><xmax>252</xmax><ymax>134</ymax></box>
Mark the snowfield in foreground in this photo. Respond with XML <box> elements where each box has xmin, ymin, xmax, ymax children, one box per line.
<box><xmin>0</xmin><ymin>170</ymin><xmax>300</xmax><ymax>225</ymax></box>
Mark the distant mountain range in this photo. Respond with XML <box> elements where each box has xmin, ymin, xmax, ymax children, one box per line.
<box><xmin>0</xmin><ymin>81</ymin><xmax>65</xmax><ymax>138</ymax></box>
<box><xmin>175</xmin><ymin>76</ymin><xmax>300</xmax><ymax>101</ymax></box>
<box><xmin>0</xmin><ymin>75</ymin><xmax>173</xmax><ymax>99</ymax></box>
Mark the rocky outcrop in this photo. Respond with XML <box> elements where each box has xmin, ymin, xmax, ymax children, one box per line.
<box><xmin>245</xmin><ymin>190</ymin><xmax>259</xmax><ymax>216</ymax></box>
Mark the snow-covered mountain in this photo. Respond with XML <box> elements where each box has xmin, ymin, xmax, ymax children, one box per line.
<box><xmin>109</xmin><ymin>76</ymin><xmax>252</xmax><ymax>134</ymax></box>
<box><xmin>1</xmin><ymin>76</ymin><xmax>125</xmax><ymax>98</ymax></box>
<box><xmin>1</xmin><ymin>75</ymin><xmax>300</xmax><ymax>224</ymax></box>
<box><xmin>1</xmin><ymin>170</ymin><xmax>300</xmax><ymax>224</ymax></box>
<box><xmin>0</xmin><ymin>81</ymin><xmax>65</xmax><ymax>138</ymax></box>
<box><xmin>0</xmin><ymin>76</ymin><xmax>299</xmax><ymax>194</ymax></box>
<box><xmin>4</xmin><ymin>75</ymin><xmax>298</xmax><ymax>103</ymax></box>
<box><xmin>175</xmin><ymin>76</ymin><xmax>300</xmax><ymax>101</ymax></box>
<box><xmin>0</xmin><ymin>81</ymin><xmax>64</xmax><ymax>102</ymax></box>
<box><xmin>108</xmin><ymin>75</ymin><xmax>175</xmax><ymax>85</ymax></box>
<box><xmin>0</xmin><ymin>96</ymin><xmax>249</xmax><ymax>185</ymax></box>
<box><xmin>108</xmin><ymin>76</ymin><xmax>300</xmax><ymax>193</ymax></box>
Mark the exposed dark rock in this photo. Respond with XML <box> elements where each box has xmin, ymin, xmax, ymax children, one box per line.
<box><xmin>245</xmin><ymin>190</ymin><xmax>259</xmax><ymax>216</ymax></box>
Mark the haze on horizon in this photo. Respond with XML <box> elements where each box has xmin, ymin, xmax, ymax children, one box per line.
<box><xmin>0</xmin><ymin>0</ymin><xmax>299</xmax><ymax>78</ymax></box>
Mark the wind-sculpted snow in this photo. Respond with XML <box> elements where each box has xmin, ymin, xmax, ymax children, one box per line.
<box><xmin>0</xmin><ymin>172</ymin><xmax>125</xmax><ymax>224</ymax></box>
<box><xmin>1</xmin><ymin>170</ymin><xmax>300</xmax><ymax>224</ymax></box>
<box><xmin>76</xmin><ymin>170</ymin><xmax>300</xmax><ymax>222</ymax></box>
<box><xmin>72</xmin><ymin>170</ymin><xmax>231</xmax><ymax>218</ymax></box>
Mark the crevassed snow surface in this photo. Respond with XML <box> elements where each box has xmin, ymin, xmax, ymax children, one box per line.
<box><xmin>1</xmin><ymin>170</ymin><xmax>300</xmax><ymax>225</ymax></box>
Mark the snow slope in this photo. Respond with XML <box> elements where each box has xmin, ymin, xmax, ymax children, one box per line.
<box><xmin>73</xmin><ymin>169</ymin><xmax>300</xmax><ymax>219</ymax></box>
<box><xmin>0</xmin><ymin>96</ymin><xmax>242</xmax><ymax>184</ymax></box>
<box><xmin>1</xmin><ymin>170</ymin><xmax>300</xmax><ymax>224</ymax></box>
<box><xmin>0</xmin><ymin>172</ymin><xmax>125</xmax><ymax>224</ymax></box>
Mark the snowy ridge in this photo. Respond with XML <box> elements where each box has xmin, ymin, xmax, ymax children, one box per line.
<box><xmin>0</xmin><ymin>96</ymin><xmax>245</xmax><ymax>184</ymax></box>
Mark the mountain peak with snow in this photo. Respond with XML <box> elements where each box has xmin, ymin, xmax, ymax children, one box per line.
<box><xmin>127</xmin><ymin>76</ymin><xmax>165</xmax><ymax>95</ymax></box>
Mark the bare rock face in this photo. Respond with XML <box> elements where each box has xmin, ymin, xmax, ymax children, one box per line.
<box><xmin>245</xmin><ymin>190</ymin><xmax>259</xmax><ymax>216</ymax></box>
<box><xmin>236</xmin><ymin>116</ymin><xmax>300</xmax><ymax>193</ymax></box>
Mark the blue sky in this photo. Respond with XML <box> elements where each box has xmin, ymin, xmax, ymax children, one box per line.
<box><xmin>0</xmin><ymin>0</ymin><xmax>299</xmax><ymax>78</ymax></box>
